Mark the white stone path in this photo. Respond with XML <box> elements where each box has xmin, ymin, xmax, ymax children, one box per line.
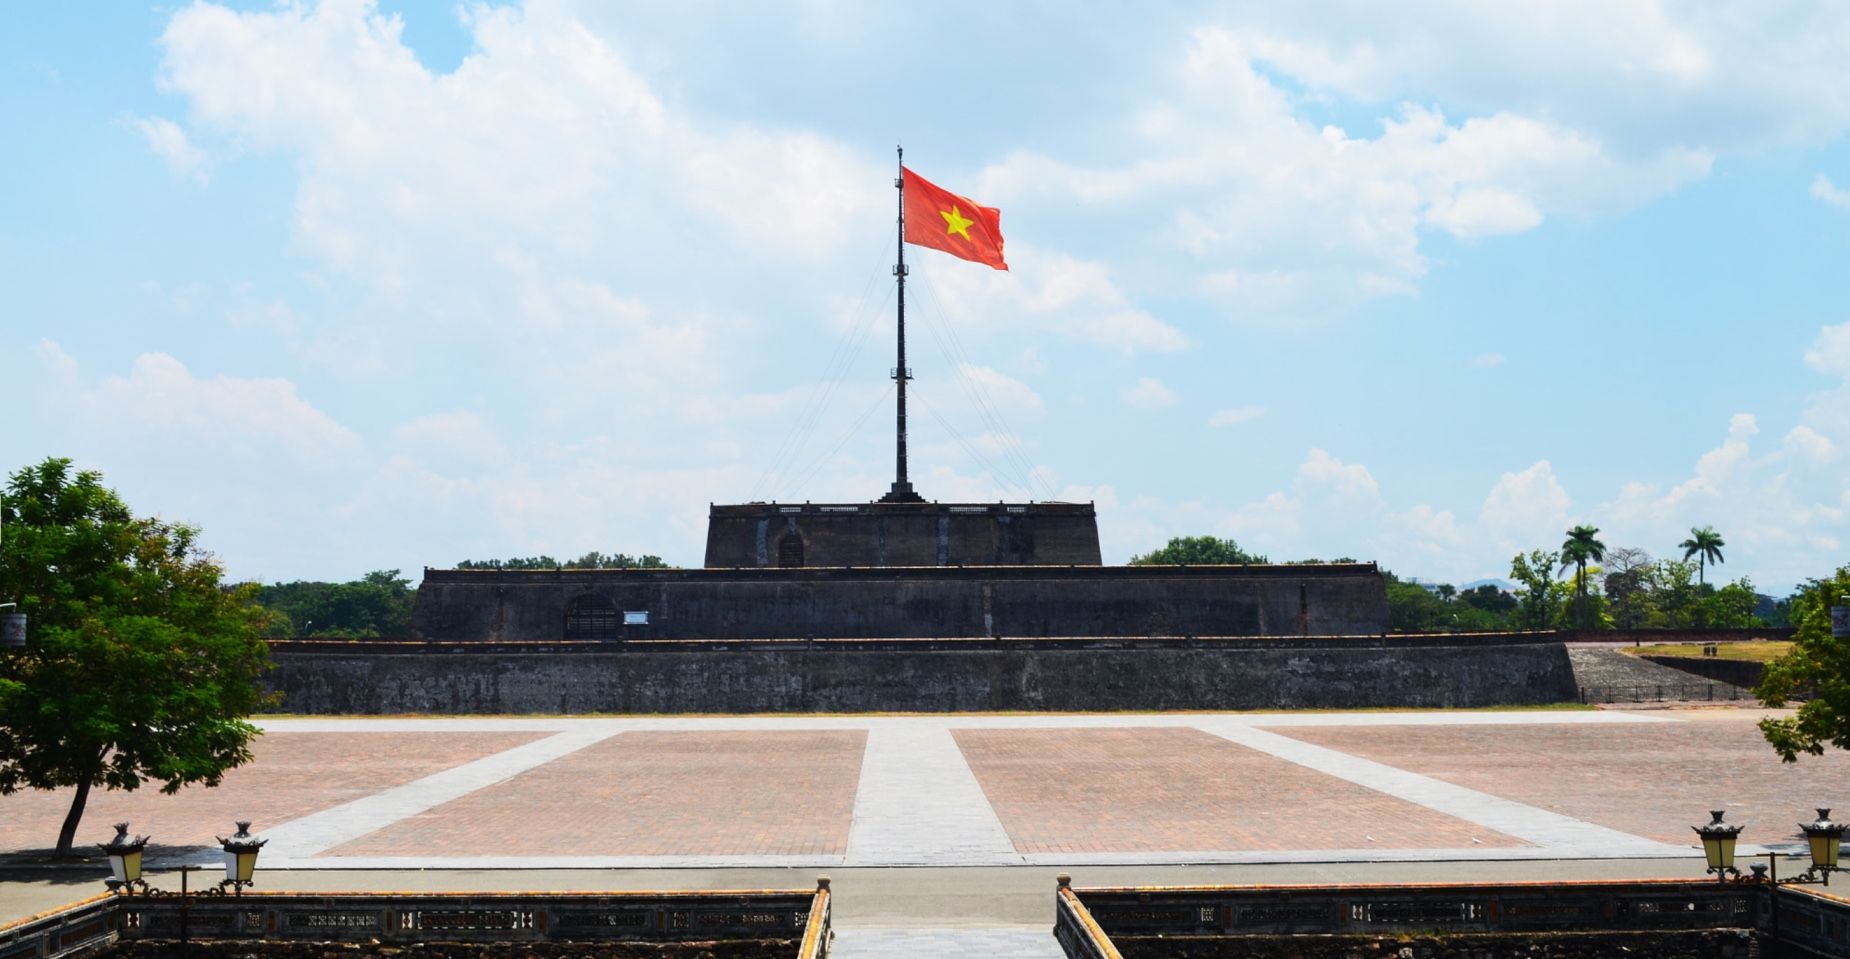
<box><xmin>262</xmin><ymin>726</ymin><xmax>620</xmax><ymax>860</ymax></box>
<box><xmin>846</xmin><ymin>727</ymin><xmax>1017</xmax><ymax>866</ymax></box>
<box><xmin>831</xmin><ymin>926</ymin><xmax>1064</xmax><ymax>958</ymax></box>
<box><xmin>244</xmin><ymin>710</ymin><xmax>1692</xmax><ymax>870</ymax></box>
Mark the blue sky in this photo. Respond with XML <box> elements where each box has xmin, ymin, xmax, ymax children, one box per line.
<box><xmin>6</xmin><ymin>1</ymin><xmax>1850</xmax><ymax>593</ymax></box>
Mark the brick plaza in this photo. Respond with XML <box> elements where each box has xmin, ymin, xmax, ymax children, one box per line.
<box><xmin>1</xmin><ymin>709</ymin><xmax>1841</xmax><ymax>869</ymax></box>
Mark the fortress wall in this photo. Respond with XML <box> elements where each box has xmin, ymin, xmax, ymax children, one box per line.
<box><xmin>703</xmin><ymin>502</ymin><xmax>1103</xmax><ymax>568</ymax></box>
<box><xmin>411</xmin><ymin>564</ymin><xmax>1392</xmax><ymax>641</ymax></box>
<box><xmin>265</xmin><ymin>640</ymin><xmax>1576</xmax><ymax>714</ymax></box>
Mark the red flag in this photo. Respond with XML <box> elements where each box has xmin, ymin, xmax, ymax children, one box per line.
<box><xmin>902</xmin><ymin>167</ymin><xmax>1008</xmax><ymax>271</ymax></box>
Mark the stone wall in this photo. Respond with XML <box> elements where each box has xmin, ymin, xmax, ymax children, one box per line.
<box><xmin>0</xmin><ymin>888</ymin><xmax>829</xmax><ymax>959</ymax></box>
<box><xmin>264</xmin><ymin>638</ymin><xmax>1575</xmax><ymax>714</ymax></box>
<box><xmin>104</xmin><ymin>942</ymin><xmax>797</xmax><ymax>958</ymax></box>
<box><xmin>1638</xmin><ymin>654</ymin><xmax>1766</xmax><ymax>690</ymax></box>
<box><xmin>411</xmin><ymin>563</ymin><xmax>1392</xmax><ymax>642</ymax></box>
<box><xmin>704</xmin><ymin>501</ymin><xmax>1102</xmax><ymax>568</ymax></box>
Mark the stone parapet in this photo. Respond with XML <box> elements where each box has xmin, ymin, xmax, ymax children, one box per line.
<box><xmin>1054</xmin><ymin>878</ymin><xmax>1850</xmax><ymax>958</ymax></box>
<box><xmin>411</xmin><ymin>563</ymin><xmax>1392</xmax><ymax>642</ymax></box>
<box><xmin>704</xmin><ymin>501</ymin><xmax>1102</xmax><ymax>568</ymax></box>
<box><xmin>0</xmin><ymin>887</ymin><xmax>831</xmax><ymax>958</ymax></box>
<box><xmin>265</xmin><ymin>640</ymin><xmax>1576</xmax><ymax>713</ymax></box>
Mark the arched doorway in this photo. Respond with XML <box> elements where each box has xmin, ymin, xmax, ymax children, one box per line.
<box><xmin>777</xmin><ymin>533</ymin><xmax>805</xmax><ymax>568</ymax></box>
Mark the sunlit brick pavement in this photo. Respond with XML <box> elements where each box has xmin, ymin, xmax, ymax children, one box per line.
<box><xmin>0</xmin><ymin>731</ymin><xmax>546</xmax><ymax>854</ymax></box>
<box><xmin>953</xmin><ymin>727</ymin><xmax>1524</xmax><ymax>853</ymax></box>
<box><xmin>328</xmin><ymin>730</ymin><xmax>866</xmax><ymax>858</ymax></box>
<box><xmin>1279</xmin><ymin>712</ymin><xmax>1850</xmax><ymax>845</ymax></box>
<box><xmin>1</xmin><ymin>709</ymin><xmax>1829</xmax><ymax>870</ymax></box>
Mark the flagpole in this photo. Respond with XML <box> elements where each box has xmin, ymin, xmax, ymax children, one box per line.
<box><xmin>883</xmin><ymin>144</ymin><xmax>922</xmax><ymax>503</ymax></box>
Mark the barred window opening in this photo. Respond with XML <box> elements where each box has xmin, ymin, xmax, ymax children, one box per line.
<box><xmin>565</xmin><ymin>595</ymin><xmax>620</xmax><ymax>641</ymax></box>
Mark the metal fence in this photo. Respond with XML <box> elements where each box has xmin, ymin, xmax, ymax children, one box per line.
<box><xmin>0</xmin><ymin>886</ymin><xmax>832</xmax><ymax>958</ymax></box>
<box><xmin>1055</xmin><ymin>879</ymin><xmax>1850</xmax><ymax>958</ymax></box>
<box><xmin>1577</xmin><ymin>682</ymin><xmax>1752</xmax><ymax>704</ymax></box>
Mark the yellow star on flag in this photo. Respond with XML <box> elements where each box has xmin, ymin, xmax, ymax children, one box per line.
<box><xmin>941</xmin><ymin>205</ymin><xmax>974</xmax><ymax>241</ymax></box>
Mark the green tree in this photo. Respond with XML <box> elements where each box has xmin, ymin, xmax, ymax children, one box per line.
<box><xmin>1559</xmin><ymin>525</ymin><xmax>1606</xmax><ymax>628</ymax></box>
<box><xmin>1509</xmin><ymin>549</ymin><xmax>1565</xmax><ymax>628</ymax></box>
<box><xmin>1756</xmin><ymin>565</ymin><xmax>1850</xmax><ymax>761</ymax></box>
<box><xmin>1601</xmin><ymin>547</ymin><xmax>1654</xmax><ymax>630</ymax></box>
<box><xmin>1645</xmin><ymin>559</ymin><xmax>1703</xmax><ymax>627</ymax></box>
<box><xmin>0</xmin><ymin>459</ymin><xmax>272</xmax><ymax>856</ymax></box>
<box><xmin>1382</xmin><ymin>572</ymin><xmax>1512</xmax><ymax>633</ymax></box>
<box><xmin>1679</xmin><ymin>525</ymin><xmax>1725</xmax><ymax>585</ymax></box>
<box><xmin>1128</xmin><ymin>536</ymin><xmax>1267</xmax><ymax>566</ymax></box>
<box><xmin>1692</xmin><ymin>578</ymin><xmax>1764</xmax><ymax>629</ymax></box>
<box><xmin>1457</xmin><ymin>584</ymin><xmax>1517</xmax><ymax>619</ymax></box>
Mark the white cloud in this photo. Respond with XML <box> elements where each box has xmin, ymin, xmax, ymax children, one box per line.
<box><xmin>95</xmin><ymin>353</ymin><xmax>363</xmax><ymax>466</ymax></box>
<box><xmin>1298</xmin><ymin>448</ymin><xmax>1385</xmax><ymax>512</ymax></box>
<box><xmin>133</xmin><ymin>116</ymin><xmax>208</xmax><ymax>183</ymax></box>
<box><xmin>981</xmin><ymin>27</ymin><xmax>1713</xmax><ymax>318</ymax></box>
<box><xmin>36</xmin><ymin>339</ymin><xmax>79</xmax><ymax>385</ymax></box>
<box><xmin>954</xmin><ymin>364</ymin><xmax>1043</xmax><ymax>418</ymax></box>
<box><xmin>1205</xmin><ymin>4</ymin><xmax>1850</xmax><ymax>153</ymax></box>
<box><xmin>1478</xmin><ymin>460</ymin><xmax>1573</xmax><ymax>551</ymax></box>
<box><xmin>1784</xmin><ymin>425</ymin><xmax>1835</xmax><ymax>464</ymax></box>
<box><xmin>391</xmin><ymin>411</ymin><xmax>508</xmax><ymax>468</ymax></box>
<box><xmin>1121</xmin><ymin>376</ymin><xmax>1181</xmax><ymax>411</ymax></box>
<box><xmin>1468</xmin><ymin>353</ymin><xmax>1506</xmax><ymax>368</ymax></box>
<box><xmin>1806</xmin><ymin>321</ymin><xmax>1850</xmax><ymax>379</ymax></box>
<box><xmin>1424</xmin><ymin>188</ymin><xmax>1542</xmax><ymax>238</ymax></box>
<box><xmin>157</xmin><ymin>0</ymin><xmax>883</xmax><ymax>317</ymax></box>
<box><xmin>42</xmin><ymin>346</ymin><xmax>362</xmax><ymax>476</ymax></box>
<box><xmin>1209</xmin><ymin>405</ymin><xmax>1267</xmax><ymax>427</ymax></box>
<box><xmin>1812</xmin><ymin>174</ymin><xmax>1850</xmax><ymax>211</ymax></box>
<box><xmin>922</xmin><ymin>244</ymin><xmax>1189</xmax><ymax>354</ymax></box>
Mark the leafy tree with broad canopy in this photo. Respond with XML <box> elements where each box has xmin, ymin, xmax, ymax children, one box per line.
<box><xmin>0</xmin><ymin>459</ymin><xmax>272</xmax><ymax>856</ymax></box>
<box><xmin>1508</xmin><ymin>549</ymin><xmax>1565</xmax><ymax>628</ymax></box>
<box><xmin>1757</xmin><ymin>565</ymin><xmax>1850</xmax><ymax>761</ymax></box>
<box><xmin>1128</xmin><ymin>535</ymin><xmax>1268</xmax><ymax>566</ymax></box>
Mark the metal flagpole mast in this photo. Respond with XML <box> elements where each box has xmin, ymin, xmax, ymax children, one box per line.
<box><xmin>884</xmin><ymin>144</ymin><xmax>921</xmax><ymax>502</ymax></box>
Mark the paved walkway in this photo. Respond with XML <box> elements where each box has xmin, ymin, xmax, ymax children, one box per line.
<box><xmin>833</xmin><ymin>926</ymin><xmax>1063</xmax><ymax>958</ymax></box>
<box><xmin>8</xmin><ymin>709</ymin><xmax>1839</xmax><ymax>874</ymax></box>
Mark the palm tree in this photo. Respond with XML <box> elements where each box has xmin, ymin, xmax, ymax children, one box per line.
<box><xmin>1559</xmin><ymin>524</ymin><xmax>1606</xmax><ymax>628</ymax></box>
<box><xmin>1679</xmin><ymin>526</ymin><xmax>1725</xmax><ymax>585</ymax></box>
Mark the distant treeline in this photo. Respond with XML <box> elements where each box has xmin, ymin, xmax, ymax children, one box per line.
<box><xmin>1130</xmin><ymin>534</ymin><xmax>1786</xmax><ymax>634</ymax></box>
<box><xmin>255</xmin><ymin>570</ymin><xmax>415</xmax><ymax>638</ymax></box>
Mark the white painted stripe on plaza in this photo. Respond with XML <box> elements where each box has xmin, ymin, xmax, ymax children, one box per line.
<box><xmin>259</xmin><ymin>727</ymin><xmax>620</xmax><ymax>859</ymax></box>
<box><xmin>1200</xmin><ymin>723</ymin><xmax>1681</xmax><ymax>855</ymax></box>
<box><xmin>846</xmin><ymin>728</ymin><xmax>1020</xmax><ymax>866</ymax></box>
